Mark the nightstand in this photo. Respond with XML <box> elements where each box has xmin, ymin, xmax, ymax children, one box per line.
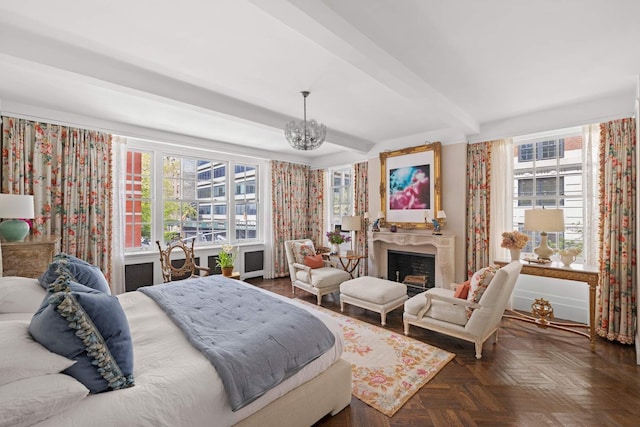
<box><xmin>0</xmin><ymin>235</ymin><xmax>61</xmax><ymax>278</ymax></box>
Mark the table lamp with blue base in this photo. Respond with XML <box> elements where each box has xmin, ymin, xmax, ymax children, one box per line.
<box><xmin>0</xmin><ymin>194</ymin><xmax>35</xmax><ymax>242</ymax></box>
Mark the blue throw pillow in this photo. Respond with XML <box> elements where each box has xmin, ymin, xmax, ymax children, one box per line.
<box><xmin>29</xmin><ymin>280</ymin><xmax>134</xmax><ymax>394</ymax></box>
<box><xmin>53</xmin><ymin>253</ymin><xmax>92</xmax><ymax>266</ymax></box>
<box><xmin>39</xmin><ymin>257</ymin><xmax>111</xmax><ymax>295</ymax></box>
<box><xmin>34</xmin><ymin>275</ymin><xmax>105</xmax><ymax>313</ymax></box>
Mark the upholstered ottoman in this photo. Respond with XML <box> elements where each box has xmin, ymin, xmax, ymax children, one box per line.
<box><xmin>340</xmin><ymin>277</ymin><xmax>408</xmax><ymax>326</ymax></box>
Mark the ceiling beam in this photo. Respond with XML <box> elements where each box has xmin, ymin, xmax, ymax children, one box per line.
<box><xmin>0</xmin><ymin>22</ymin><xmax>374</xmax><ymax>153</ymax></box>
<box><xmin>251</xmin><ymin>0</ymin><xmax>479</xmax><ymax>134</ymax></box>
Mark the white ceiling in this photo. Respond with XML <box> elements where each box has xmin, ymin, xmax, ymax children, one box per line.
<box><xmin>0</xmin><ymin>0</ymin><xmax>638</xmax><ymax>166</ymax></box>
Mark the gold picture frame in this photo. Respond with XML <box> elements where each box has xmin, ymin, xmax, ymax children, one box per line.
<box><xmin>379</xmin><ymin>142</ymin><xmax>442</xmax><ymax>230</ymax></box>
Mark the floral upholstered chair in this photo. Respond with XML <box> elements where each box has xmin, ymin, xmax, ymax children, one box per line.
<box><xmin>403</xmin><ymin>261</ymin><xmax>522</xmax><ymax>359</ymax></box>
<box><xmin>284</xmin><ymin>239</ymin><xmax>351</xmax><ymax>305</ymax></box>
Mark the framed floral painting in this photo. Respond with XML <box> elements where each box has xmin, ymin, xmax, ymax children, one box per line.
<box><xmin>379</xmin><ymin>142</ymin><xmax>442</xmax><ymax>229</ymax></box>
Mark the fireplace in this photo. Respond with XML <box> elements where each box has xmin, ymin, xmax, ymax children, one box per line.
<box><xmin>368</xmin><ymin>231</ymin><xmax>455</xmax><ymax>288</ymax></box>
<box><xmin>387</xmin><ymin>250</ymin><xmax>435</xmax><ymax>293</ymax></box>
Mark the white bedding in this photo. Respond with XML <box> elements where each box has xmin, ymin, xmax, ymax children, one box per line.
<box><xmin>0</xmin><ymin>277</ymin><xmax>344</xmax><ymax>427</ymax></box>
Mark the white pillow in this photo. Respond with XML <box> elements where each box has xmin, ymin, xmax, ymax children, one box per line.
<box><xmin>0</xmin><ymin>277</ymin><xmax>47</xmax><ymax>314</ymax></box>
<box><xmin>0</xmin><ymin>320</ymin><xmax>75</xmax><ymax>386</ymax></box>
<box><xmin>0</xmin><ymin>374</ymin><xmax>89</xmax><ymax>427</ymax></box>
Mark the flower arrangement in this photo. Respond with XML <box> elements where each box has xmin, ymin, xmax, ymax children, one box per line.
<box><xmin>558</xmin><ymin>247</ymin><xmax>581</xmax><ymax>257</ymax></box>
<box><xmin>216</xmin><ymin>244</ymin><xmax>236</xmax><ymax>268</ymax></box>
<box><xmin>326</xmin><ymin>230</ymin><xmax>351</xmax><ymax>245</ymax></box>
<box><xmin>500</xmin><ymin>231</ymin><xmax>529</xmax><ymax>250</ymax></box>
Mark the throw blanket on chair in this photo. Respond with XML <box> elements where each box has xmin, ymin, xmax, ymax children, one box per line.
<box><xmin>138</xmin><ymin>276</ymin><xmax>335</xmax><ymax>411</ymax></box>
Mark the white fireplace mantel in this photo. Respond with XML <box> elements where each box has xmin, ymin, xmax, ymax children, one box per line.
<box><xmin>368</xmin><ymin>231</ymin><xmax>455</xmax><ymax>288</ymax></box>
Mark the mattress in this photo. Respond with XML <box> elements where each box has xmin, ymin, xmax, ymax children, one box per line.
<box><xmin>0</xmin><ymin>276</ymin><xmax>346</xmax><ymax>427</ymax></box>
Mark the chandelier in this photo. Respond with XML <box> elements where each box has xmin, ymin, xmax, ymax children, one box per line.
<box><xmin>284</xmin><ymin>91</ymin><xmax>326</xmax><ymax>151</ymax></box>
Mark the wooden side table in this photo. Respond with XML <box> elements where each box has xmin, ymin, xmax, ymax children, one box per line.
<box><xmin>1</xmin><ymin>235</ymin><xmax>61</xmax><ymax>278</ymax></box>
<box><xmin>332</xmin><ymin>253</ymin><xmax>367</xmax><ymax>278</ymax></box>
<box><xmin>494</xmin><ymin>259</ymin><xmax>599</xmax><ymax>351</ymax></box>
<box><xmin>220</xmin><ymin>272</ymin><xmax>241</xmax><ymax>280</ymax></box>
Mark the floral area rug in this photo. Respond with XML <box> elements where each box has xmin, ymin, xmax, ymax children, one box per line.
<box><xmin>299</xmin><ymin>301</ymin><xmax>455</xmax><ymax>417</ymax></box>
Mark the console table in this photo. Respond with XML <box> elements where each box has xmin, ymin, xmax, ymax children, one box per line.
<box><xmin>494</xmin><ymin>259</ymin><xmax>599</xmax><ymax>351</ymax></box>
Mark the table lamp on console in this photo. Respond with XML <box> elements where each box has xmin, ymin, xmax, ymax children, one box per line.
<box><xmin>524</xmin><ymin>208</ymin><xmax>564</xmax><ymax>261</ymax></box>
<box><xmin>341</xmin><ymin>215</ymin><xmax>361</xmax><ymax>254</ymax></box>
<box><xmin>0</xmin><ymin>194</ymin><xmax>35</xmax><ymax>242</ymax></box>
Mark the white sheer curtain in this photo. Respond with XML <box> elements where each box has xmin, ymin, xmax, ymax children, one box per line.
<box><xmin>582</xmin><ymin>124</ymin><xmax>600</xmax><ymax>266</ymax></box>
<box><xmin>263</xmin><ymin>162</ymin><xmax>275</xmax><ymax>279</ymax></box>
<box><xmin>489</xmin><ymin>138</ymin><xmax>514</xmax><ymax>262</ymax></box>
<box><xmin>110</xmin><ymin>136</ymin><xmax>127</xmax><ymax>294</ymax></box>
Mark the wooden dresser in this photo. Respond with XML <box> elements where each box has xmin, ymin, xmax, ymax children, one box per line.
<box><xmin>1</xmin><ymin>235</ymin><xmax>60</xmax><ymax>278</ymax></box>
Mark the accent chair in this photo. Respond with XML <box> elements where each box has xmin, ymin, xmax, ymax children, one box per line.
<box><xmin>403</xmin><ymin>260</ymin><xmax>522</xmax><ymax>359</ymax></box>
<box><xmin>285</xmin><ymin>239</ymin><xmax>351</xmax><ymax>305</ymax></box>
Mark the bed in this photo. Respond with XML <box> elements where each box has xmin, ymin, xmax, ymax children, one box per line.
<box><xmin>0</xmin><ymin>275</ymin><xmax>352</xmax><ymax>427</ymax></box>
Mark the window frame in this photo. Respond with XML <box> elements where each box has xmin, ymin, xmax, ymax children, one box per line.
<box><xmin>512</xmin><ymin>129</ymin><xmax>585</xmax><ymax>258</ymax></box>
<box><xmin>123</xmin><ymin>138</ymin><xmax>263</xmax><ymax>253</ymax></box>
<box><xmin>327</xmin><ymin>166</ymin><xmax>354</xmax><ymax>231</ymax></box>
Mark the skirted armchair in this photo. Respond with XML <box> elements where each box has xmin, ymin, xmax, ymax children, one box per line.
<box><xmin>285</xmin><ymin>239</ymin><xmax>351</xmax><ymax>305</ymax></box>
<box><xmin>403</xmin><ymin>261</ymin><xmax>522</xmax><ymax>359</ymax></box>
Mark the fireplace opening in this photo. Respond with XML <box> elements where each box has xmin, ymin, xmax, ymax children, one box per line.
<box><xmin>387</xmin><ymin>250</ymin><xmax>435</xmax><ymax>294</ymax></box>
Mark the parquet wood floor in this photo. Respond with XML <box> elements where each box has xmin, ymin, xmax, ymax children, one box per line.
<box><xmin>246</xmin><ymin>276</ymin><xmax>640</xmax><ymax>427</ymax></box>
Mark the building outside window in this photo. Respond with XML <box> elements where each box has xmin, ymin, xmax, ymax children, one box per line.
<box><xmin>512</xmin><ymin>129</ymin><xmax>584</xmax><ymax>256</ymax></box>
<box><xmin>233</xmin><ymin>164</ymin><xmax>258</xmax><ymax>241</ymax></box>
<box><xmin>124</xmin><ymin>144</ymin><xmax>260</xmax><ymax>251</ymax></box>
<box><xmin>124</xmin><ymin>150</ymin><xmax>152</xmax><ymax>250</ymax></box>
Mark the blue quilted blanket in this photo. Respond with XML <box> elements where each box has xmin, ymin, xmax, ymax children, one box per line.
<box><xmin>138</xmin><ymin>276</ymin><xmax>335</xmax><ymax>411</ymax></box>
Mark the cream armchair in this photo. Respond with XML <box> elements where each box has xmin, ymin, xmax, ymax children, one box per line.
<box><xmin>403</xmin><ymin>261</ymin><xmax>522</xmax><ymax>359</ymax></box>
<box><xmin>285</xmin><ymin>239</ymin><xmax>351</xmax><ymax>305</ymax></box>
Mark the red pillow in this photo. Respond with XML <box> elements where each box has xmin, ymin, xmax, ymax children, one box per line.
<box><xmin>453</xmin><ymin>280</ymin><xmax>471</xmax><ymax>299</ymax></box>
<box><xmin>303</xmin><ymin>254</ymin><xmax>324</xmax><ymax>269</ymax></box>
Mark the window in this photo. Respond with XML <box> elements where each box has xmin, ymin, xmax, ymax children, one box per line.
<box><xmin>124</xmin><ymin>150</ymin><xmax>152</xmax><ymax>250</ymax></box>
<box><xmin>123</xmin><ymin>141</ymin><xmax>260</xmax><ymax>251</ymax></box>
<box><xmin>512</xmin><ymin>131</ymin><xmax>583</xmax><ymax>255</ymax></box>
<box><xmin>329</xmin><ymin>167</ymin><xmax>353</xmax><ymax>229</ymax></box>
<box><xmin>163</xmin><ymin>156</ymin><xmax>217</xmax><ymax>243</ymax></box>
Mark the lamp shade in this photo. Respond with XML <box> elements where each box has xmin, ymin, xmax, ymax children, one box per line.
<box><xmin>341</xmin><ymin>215</ymin><xmax>361</xmax><ymax>231</ymax></box>
<box><xmin>524</xmin><ymin>209</ymin><xmax>564</xmax><ymax>232</ymax></box>
<box><xmin>0</xmin><ymin>194</ymin><xmax>35</xmax><ymax>219</ymax></box>
<box><xmin>377</xmin><ymin>211</ymin><xmax>385</xmax><ymax>219</ymax></box>
<box><xmin>437</xmin><ymin>210</ymin><xmax>447</xmax><ymax>219</ymax></box>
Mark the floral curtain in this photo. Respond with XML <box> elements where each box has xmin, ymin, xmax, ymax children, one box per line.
<box><xmin>353</xmin><ymin>161</ymin><xmax>368</xmax><ymax>277</ymax></box>
<box><xmin>1</xmin><ymin>116</ymin><xmax>113</xmax><ymax>281</ymax></box>
<box><xmin>597</xmin><ymin>118</ymin><xmax>637</xmax><ymax>344</ymax></box>
<box><xmin>271</xmin><ymin>160</ymin><xmax>310</xmax><ymax>278</ymax></box>
<box><xmin>308</xmin><ymin>169</ymin><xmax>325</xmax><ymax>249</ymax></box>
<box><xmin>466</xmin><ymin>141</ymin><xmax>492</xmax><ymax>277</ymax></box>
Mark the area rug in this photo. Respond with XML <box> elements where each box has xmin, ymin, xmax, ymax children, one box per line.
<box><xmin>299</xmin><ymin>301</ymin><xmax>455</xmax><ymax>417</ymax></box>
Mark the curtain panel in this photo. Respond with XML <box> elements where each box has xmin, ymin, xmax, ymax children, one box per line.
<box><xmin>271</xmin><ymin>160</ymin><xmax>310</xmax><ymax>278</ymax></box>
<box><xmin>353</xmin><ymin>161</ymin><xmax>368</xmax><ymax>277</ymax></box>
<box><xmin>1</xmin><ymin>116</ymin><xmax>113</xmax><ymax>281</ymax></box>
<box><xmin>597</xmin><ymin>118</ymin><xmax>637</xmax><ymax>344</ymax></box>
<box><xmin>466</xmin><ymin>141</ymin><xmax>492</xmax><ymax>278</ymax></box>
<box><xmin>308</xmin><ymin>169</ymin><xmax>325</xmax><ymax>249</ymax></box>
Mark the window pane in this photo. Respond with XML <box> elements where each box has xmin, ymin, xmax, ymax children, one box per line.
<box><xmin>125</xmin><ymin>150</ymin><xmax>152</xmax><ymax>250</ymax></box>
<box><xmin>513</xmin><ymin>130</ymin><xmax>584</xmax><ymax>256</ymax></box>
